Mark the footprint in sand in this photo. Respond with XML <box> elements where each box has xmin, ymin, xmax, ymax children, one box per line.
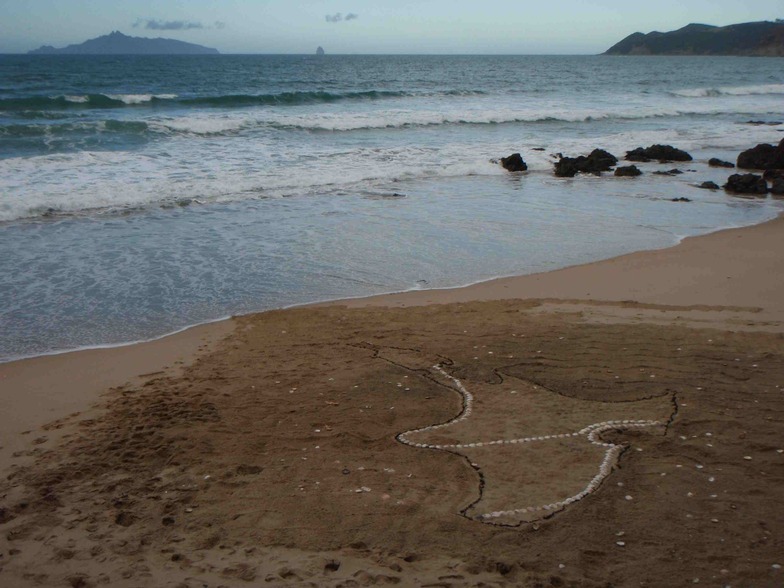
<box><xmin>370</xmin><ymin>345</ymin><xmax>675</xmax><ymax>526</ymax></box>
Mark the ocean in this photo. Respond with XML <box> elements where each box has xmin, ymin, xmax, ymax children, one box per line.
<box><xmin>1</xmin><ymin>54</ymin><xmax>783</xmax><ymax>361</ymax></box>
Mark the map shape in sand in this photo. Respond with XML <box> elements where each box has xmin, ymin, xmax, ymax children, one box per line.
<box><xmin>372</xmin><ymin>346</ymin><xmax>675</xmax><ymax>526</ymax></box>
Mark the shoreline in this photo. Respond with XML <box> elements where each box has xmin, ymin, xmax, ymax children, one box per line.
<box><xmin>2</xmin><ymin>212</ymin><xmax>783</xmax><ymax>469</ymax></box>
<box><xmin>0</xmin><ymin>314</ymin><xmax>235</xmax><ymax>366</ymax></box>
<box><xmin>319</xmin><ymin>211</ymin><xmax>784</xmax><ymax>332</ymax></box>
<box><xmin>2</xmin><ymin>209</ymin><xmax>781</xmax><ymax>366</ymax></box>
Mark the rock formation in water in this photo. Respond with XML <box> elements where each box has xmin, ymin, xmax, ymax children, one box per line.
<box><xmin>500</xmin><ymin>153</ymin><xmax>528</xmax><ymax>172</ymax></box>
<box><xmin>554</xmin><ymin>149</ymin><xmax>618</xmax><ymax>177</ymax></box>
<box><xmin>737</xmin><ymin>139</ymin><xmax>784</xmax><ymax>171</ymax></box>
<box><xmin>626</xmin><ymin>145</ymin><xmax>693</xmax><ymax>163</ymax></box>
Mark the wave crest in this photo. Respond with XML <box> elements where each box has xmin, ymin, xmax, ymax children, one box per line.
<box><xmin>670</xmin><ymin>84</ymin><xmax>784</xmax><ymax>98</ymax></box>
<box><xmin>0</xmin><ymin>89</ymin><xmax>485</xmax><ymax>112</ymax></box>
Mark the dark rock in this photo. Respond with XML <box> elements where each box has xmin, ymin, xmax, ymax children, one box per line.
<box><xmin>615</xmin><ymin>165</ymin><xmax>643</xmax><ymax>177</ymax></box>
<box><xmin>626</xmin><ymin>144</ymin><xmax>692</xmax><ymax>162</ymax></box>
<box><xmin>724</xmin><ymin>173</ymin><xmax>768</xmax><ymax>195</ymax></box>
<box><xmin>699</xmin><ymin>181</ymin><xmax>721</xmax><ymax>190</ymax></box>
<box><xmin>709</xmin><ymin>158</ymin><xmax>735</xmax><ymax>168</ymax></box>
<box><xmin>586</xmin><ymin>148</ymin><xmax>619</xmax><ymax>169</ymax></box>
<box><xmin>771</xmin><ymin>179</ymin><xmax>784</xmax><ymax>195</ymax></box>
<box><xmin>532</xmin><ymin>147</ymin><xmax>546</xmax><ymax>151</ymax></box>
<box><xmin>747</xmin><ymin>120</ymin><xmax>783</xmax><ymax>126</ymax></box>
<box><xmin>653</xmin><ymin>169</ymin><xmax>684</xmax><ymax>176</ymax></box>
<box><xmin>737</xmin><ymin>139</ymin><xmax>784</xmax><ymax>170</ymax></box>
<box><xmin>763</xmin><ymin>169</ymin><xmax>784</xmax><ymax>182</ymax></box>
<box><xmin>500</xmin><ymin>153</ymin><xmax>528</xmax><ymax>172</ymax></box>
<box><xmin>554</xmin><ymin>149</ymin><xmax>618</xmax><ymax>177</ymax></box>
<box><xmin>554</xmin><ymin>158</ymin><xmax>580</xmax><ymax>177</ymax></box>
<box><xmin>672</xmin><ymin>197</ymin><xmax>692</xmax><ymax>202</ymax></box>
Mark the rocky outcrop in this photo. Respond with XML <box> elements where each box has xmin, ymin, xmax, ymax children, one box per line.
<box><xmin>771</xmin><ymin>179</ymin><xmax>784</xmax><ymax>195</ymax></box>
<box><xmin>709</xmin><ymin>158</ymin><xmax>735</xmax><ymax>168</ymax></box>
<box><xmin>500</xmin><ymin>153</ymin><xmax>528</xmax><ymax>172</ymax></box>
<box><xmin>737</xmin><ymin>139</ymin><xmax>784</xmax><ymax>170</ymax></box>
<box><xmin>615</xmin><ymin>165</ymin><xmax>643</xmax><ymax>177</ymax></box>
<box><xmin>626</xmin><ymin>145</ymin><xmax>693</xmax><ymax>163</ymax></box>
<box><xmin>699</xmin><ymin>181</ymin><xmax>720</xmax><ymax>190</ymax></box>
<box><xmin>554</xmin><ymin>149</ymin><xmax>618</xmax><ymax>177</ymax></box>
<box><xmin>724</xmin><ymin>173</ymin><xmax>768</xmax><ymax>195</ymax></box>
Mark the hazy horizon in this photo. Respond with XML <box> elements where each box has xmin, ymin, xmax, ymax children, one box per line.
<box><xmin>1</xmin><ymin>0</ymin><xmax>782</xmax><ymax>55</ymax></box>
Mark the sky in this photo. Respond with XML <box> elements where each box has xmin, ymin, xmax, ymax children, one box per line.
<box><xmin>0</xmin><ymin>0</ymin><xmax>782</xmax><ymax>54</ymax></box>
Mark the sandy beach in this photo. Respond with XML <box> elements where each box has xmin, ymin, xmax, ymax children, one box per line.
<box><xmin>2</xmin><ymin>216</ymin><xmax>784</xmax><ymax>587</ymax></box>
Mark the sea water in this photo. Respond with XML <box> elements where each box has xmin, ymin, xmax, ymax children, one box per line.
<box><xmin>1</xmin><ymin>55</ymin><xmax>783</xmax><ymax>360</ymax></box>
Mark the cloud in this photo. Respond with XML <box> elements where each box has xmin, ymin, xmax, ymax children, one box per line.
<box><xmin>133</xmin><ymin>19</ymin><xmax>226</xmax><ymax>31</ymax></box>
<box><xmin>325</xmin><ymin>13</ymin><xmax>359</xmax><ymax>23</ymax></box>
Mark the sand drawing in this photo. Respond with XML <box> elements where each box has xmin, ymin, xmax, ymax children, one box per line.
<box><xmin>368</xmin><ymin>345</ymin><xmax>677</xmax><ymax>527</ymax></box>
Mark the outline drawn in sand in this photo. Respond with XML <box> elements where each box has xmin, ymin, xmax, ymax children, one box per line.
<box><xmin>397</xmin><ymin>364</ymin><xmax>666</xmax><ymax>525</ymax></box>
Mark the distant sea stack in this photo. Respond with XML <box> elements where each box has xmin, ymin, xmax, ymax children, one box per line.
<box><xmin>28</xmin><ymin>31</ymin><xmax>220</xmax><ymax>55</ymax></box>
<box><xmin>316</xmin><ymin>46</ymin><xmax>325</xmax><ymax>56</ymax></box>
<box><xmin>604</xmin><ymin>20</ymin><xmax>784</xmax><ymax>56</ymax></box>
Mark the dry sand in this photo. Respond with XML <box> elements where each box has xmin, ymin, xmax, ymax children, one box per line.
<box><xmin>0</xmin><ymin>321</ymin><xmax>235</xmax><ymax>475</ymax></box>
<box><xmin>1</xmin><ymin>217</ymin><xmax>784</xmax><ymax>587</ymax></box>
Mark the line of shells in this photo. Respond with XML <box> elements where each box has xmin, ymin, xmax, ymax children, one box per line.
<box><xmin>397</xmin><ymin>364</ymin><xmax>662</xmax><ymax>522</ymax></box>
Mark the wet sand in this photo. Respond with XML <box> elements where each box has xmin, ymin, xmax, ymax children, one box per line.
<box><xmin>1</xmin><ymin>217</ymin><xmax>783</xmax><ymax>587</ymax></box>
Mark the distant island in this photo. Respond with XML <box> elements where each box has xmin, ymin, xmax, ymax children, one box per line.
<box><xmin>28</xmin><ymin>31</ymin><xmax>220</xmax><ymax>55</ymax></box>
<box><xmin>316</xmin><ymin>46</ymin><xmax>325</xmax><ymax>56</ymax></box>
<box><xmin>605</xmin><ymin>20</ymin><xmax>784</xmax><ymax>56</ymax></box>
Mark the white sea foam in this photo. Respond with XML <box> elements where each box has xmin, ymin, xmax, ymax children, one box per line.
<box><xmin>671</xmin><ymin>84</ymin><xmax>784</xmax><ymax>98</ymax></box>
<box><xmin>153</xmin><ymin>116</ymin><xmax>248</xmax><ymax>135</ymax></box>
<box><xmin>257</xmin><ymin>101</ymin><xmax>783</xmax><ymax>132</ymax></box>
<box><xmin>106</xmin><ymin>93</ymin><xmax>178</xmax><ymax>104</ymax></box>
<box><xmin>2</xmin><ymin>115</ymin><xmax>783</xmax><ymax>223</ymax></box>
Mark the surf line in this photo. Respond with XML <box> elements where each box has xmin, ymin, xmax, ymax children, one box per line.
<box><xmin>396</xmin><ymin>365</ymin><xmax>662</xmax><ymax>522</ymax></box>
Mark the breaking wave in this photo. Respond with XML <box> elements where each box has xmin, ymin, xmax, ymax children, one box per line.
<box><xmin>670</xmin><ymin>84</ymin><xmax>784</xmax><ymax>98</ymax></box>
<box><xmin>0</xmin><ymin>89</ymin><xmax>485</xmax><ymax>112</ymax></box>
